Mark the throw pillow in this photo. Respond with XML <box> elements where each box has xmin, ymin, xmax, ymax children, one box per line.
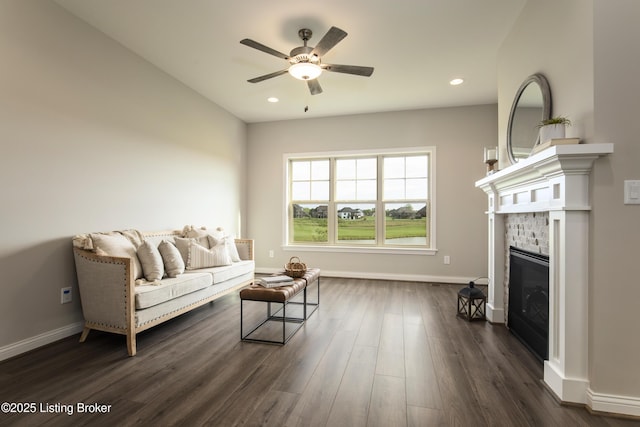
<box><xmin>207</xmin><ymin>231</ymin><xmax>241</xmax><ymax>263</ymax></box>
<box><xmin>173</xmin><ymin>237</ymin><xmax>191</xmax><ymax>264</ymax></box>
<box><xmin>90</xmin><ymin>233</ymin><xmax>143</xmax><ymax>280</ymax></box>
<box><xmin>224</xmin><ymin>235</ymin><xmax>241</xmax><ymax>262</ymax></box>
<box><xmin>183</xmin><ymin>225</ymin><xmax>210</xmax><ymax>246</ymax></box>
<box><xmin>158</xmin><ymin>240</ymin><xmax>185</xmax><ymax>277</ymax></box>
<box><xmin>137</xmin><ymin>241</ymin><xmax>165</xmax><ymax>282</ymax></box>
<box><xmin>186</xmin><ymin>239</ymin><xmax>232</xmax><ymax>270</ymax></box>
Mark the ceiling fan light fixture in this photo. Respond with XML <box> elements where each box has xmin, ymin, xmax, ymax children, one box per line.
<box><xmin>288</xmin><ymin>62</ymin><xmax>322</xmax><ymax>81</ymax></box>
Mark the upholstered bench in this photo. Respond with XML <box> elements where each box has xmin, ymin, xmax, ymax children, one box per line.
<box><xmin>240</xmin><ymin>268</ymin><xmax>320</xmax><ymax>344</ymax></box>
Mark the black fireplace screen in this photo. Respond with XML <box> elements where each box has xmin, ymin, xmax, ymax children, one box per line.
<box><xmin>508</xmin><ymin>246</ymin><xmax>549</xmax><ymax>361</ymax></box>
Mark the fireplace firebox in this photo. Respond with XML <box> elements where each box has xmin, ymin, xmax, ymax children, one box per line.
<box><xmin>508</xmin><ymin>246</ymin><xmax>549</xmax><ymax>361</ymax></box>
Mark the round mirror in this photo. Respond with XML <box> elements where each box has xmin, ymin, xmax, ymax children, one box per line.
<box><xmin>507</xmin><ymin>74</ymin><xmax>551</xmax><ymax>163</ymax></box>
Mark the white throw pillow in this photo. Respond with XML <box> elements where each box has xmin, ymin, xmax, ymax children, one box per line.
<box><xmin>224</xmin><ymin>236</ymin><xmax>241</xmax><ymax>262</ymax></box>
<box><xmin>90</xmin><ymin>233</ymin><xmax>143</xmax><ymax>280</ymax></box>
<box><xmin>137</xmin><ymin>241</ymin><xmax>165</xmax><ymax>281</ymax></box>
<box><xmin>186</xmin><ymin>239</ymin><xmax>232</xmax><ymax>270</ymax></box>
<box><xmin>158</xmin><ymin>240</ymin><xmax>185</xmax><ymax>278</ymax></box>
<box><xmin>207</xmin><ymin>232</ymin><xmax>241</xmax><ymax>262</ymax></box>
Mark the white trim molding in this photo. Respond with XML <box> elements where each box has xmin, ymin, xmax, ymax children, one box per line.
<box><xmin>0</xmin><ymin>322</ymin><xmax>84</xmax><ymax>362</ymax></box>
<box><xmin>255</xmin><ymin>267</ymin><xmax>473</xmax><ymax>285</ymax></box>
<box><xmin>476</xmin><ymin>144</ymin><xmax>614</xmax><ymax>408</ymax></box>
<box><xmin>587</xmin><ymin>389</ymin><xmax>640</xmax><ymax>418</ymax></box>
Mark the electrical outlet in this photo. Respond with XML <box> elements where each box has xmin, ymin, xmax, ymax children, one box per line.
<box><xmin>61</xmin><ymin>287</ymin><xmax>72</xmax><ymax>304</ymax></box>
<box><xmin>268</xmin><ymin>250</ymin><xmax>274</xmax><ymax>258</ymax></box>
<box><xmin>444</xmin><ymin>255</ymin><xmax>451</xmax><ymax>265</ymax></box>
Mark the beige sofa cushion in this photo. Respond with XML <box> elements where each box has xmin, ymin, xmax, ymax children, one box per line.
<box><xmin>188</xmin><ymin>260</ymin><xmax>255</xmax><ymax>285</ymax></box>
<box><xmin>135</xmin><ymin>272</ymin><xmax>212</xmax><ymax>309</ymax></box>
<box><xmin>158</xmin><ymin>240</ymin><xmax>185</xmax><ymax>278</ymax></box>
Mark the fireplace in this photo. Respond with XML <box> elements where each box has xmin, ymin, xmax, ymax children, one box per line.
<box><xmin>475</xmin><ymin>144</ymin><xmax>613</xmax><ymax>406</ymax></box>
<box><xmin>508</xmin><ymin>246</ymin><xmax>549</xmax><ymax>361</ymax></box>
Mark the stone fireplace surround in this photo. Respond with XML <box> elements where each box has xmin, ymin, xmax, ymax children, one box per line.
<box><xmin>476</xmin><ymin>143</ymin><xmax>613</xmax><ymax>406</ymax></box>
<box><xmin>503</xmin><ymin>212</ymin><xmax>550</xmax><ymax>325</ymax></box>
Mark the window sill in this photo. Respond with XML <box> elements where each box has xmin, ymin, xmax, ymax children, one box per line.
<box><xmin>283</xmin><ymin>244</ymin><xmax>437</xmax><ymax>256</ymax></box>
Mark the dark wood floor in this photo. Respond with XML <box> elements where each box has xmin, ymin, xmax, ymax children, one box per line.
<box><xmin>0</xmin><ymin>278</ymin><xmax>638</xmax><ymax>427</ymax></box>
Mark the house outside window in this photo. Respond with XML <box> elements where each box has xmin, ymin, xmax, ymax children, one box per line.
<box><xmin>286</xmin><ymin>147</ymin><xmax>435</xmax><ymax>254</ymax></box>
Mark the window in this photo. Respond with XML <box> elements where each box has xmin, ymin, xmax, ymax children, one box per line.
<box><xmin>382</xmin><ymin>155</ymin><xmax>429</xmax><ymax>246</ymax></box>
<box><xmin>286</xmin><ymin>148</ymin><xmax>434</xmax><ymax>252</ymax></box>
<box><xmin>290</xmin><ymin>160</ymin><xmax>330</xmax><ymax>242</ymax></box>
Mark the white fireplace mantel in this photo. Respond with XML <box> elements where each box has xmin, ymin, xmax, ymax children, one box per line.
<box><xmin>476</xmin><ymin>143</ymin><xmax>614</xmax><ymax>214</ymax></box>
<box><xmin>475</xmin><ymin>143</ymin><xmax>613</xmax><ymax>406</ymax></box>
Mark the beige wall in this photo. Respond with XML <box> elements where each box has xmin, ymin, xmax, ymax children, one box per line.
<box><xmin>247</xmin><ymin>105</ymin><xmax>496</xmax><ymax>282</ymax></box>
<box><xmin>592</xmin><ymin>0</ymin><xmax>640</xmax><ymax>398</ymax></box>
<box><xmin>499</xmin><ymin>0</ymin><xmax>640</xmax><ymax>403</ymax></box>
<box><xmin>497</xmin><ymin>0</ymin><xmax>594</xmax><ymax>169</ymax></box>
<box><xmin>0</xmin><ymin>1</ymin><xmax>247</xmax><ymax>352</ymax></box>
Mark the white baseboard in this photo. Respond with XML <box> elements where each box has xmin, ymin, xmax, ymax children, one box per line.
<box><xmin>544</xmin><ymin>361</ymin><xmax>589</xmax><ymax>404</ymax></box>
<box><xmin>0</xmin><ymin>322</ymin><xmax>84</xmax><ymax>362</ymax></box>
<box><xmin>587</xmin><ymin>389</ymin><xmax>640</xmax><ymax>418</ymax></box>
<box><xmin>255</xmin><ymin>267</ymin><xmax>473</xmax><ymax>285</ymax></box>
<box><xmin>486</xmin><ymin>303</ymin><xmax>505</xmax><ymax>324</ymax></box>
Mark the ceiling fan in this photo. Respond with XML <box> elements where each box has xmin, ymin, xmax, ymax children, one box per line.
<box><xmin>240</xmin><ymin>26</ymin><xmax>374</xmax><ymax>95</ymax></box>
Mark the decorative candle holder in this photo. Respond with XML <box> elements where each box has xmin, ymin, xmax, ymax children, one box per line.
<box><xmin>484</xmin><ymin>146</ymin><xmax>498</xmax><ymax>175</ymax></box>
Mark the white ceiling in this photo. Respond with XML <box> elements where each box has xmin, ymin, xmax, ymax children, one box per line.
<box><xmin>54</xmin><ymin>0</ymin><xmax>526</xmax><ymax>123</ymax></box>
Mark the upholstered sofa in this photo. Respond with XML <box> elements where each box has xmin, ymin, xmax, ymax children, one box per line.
<box><xmin>72</xmin><ymin>226</ymin><xmax>254</xmax><ymax>356</ymax></box>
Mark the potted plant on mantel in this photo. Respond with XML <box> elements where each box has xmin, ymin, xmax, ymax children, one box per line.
<box><xmin>537</xmin><ymin>116</ymin><xmax>572</xmax><ymax>144</ymax></box>
<box><xmin>531</xmin><ymin>116</ymin><xmax>580</xmax><ymax>155</ymax></box>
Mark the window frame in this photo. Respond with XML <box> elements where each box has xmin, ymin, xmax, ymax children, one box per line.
<box><xmin>283</xmin><ymin>147</ymin><xmax>437</xmax><ymax>255</ymax></box>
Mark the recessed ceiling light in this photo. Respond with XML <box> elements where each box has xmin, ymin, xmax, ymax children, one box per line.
<box><xmin>450</xmin><ymin>78</ymin><xmax>464</xmax><ymax>86</ymax></box>
<box><xmin>267</xmin><ymin>97</ymin><xmax>279</xmax><ymax>103</ymax></box>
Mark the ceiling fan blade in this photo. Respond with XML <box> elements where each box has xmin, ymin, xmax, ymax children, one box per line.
<box><xmin>247</xmin><ymin>69</ymin><xmax>288</xmax><ymax>83</ymax></box>
<box><xmin>240</xmin><ymin>39</ymin><xmax>290</xmax><ymax>60</ymax></box>
<box><xmin>307</xmin><ymin>79</ymin><xmax>323</xmax><ymax>95</ymax></box>
<box><xmin>310</xmin><ymin>26</ymin><xmax>347</xmax><ymax>57</ymax></box>
<box><xmin>323</xmin><ymin>63</ymin><xmax>374</xmax><ymax>77</ymax></box>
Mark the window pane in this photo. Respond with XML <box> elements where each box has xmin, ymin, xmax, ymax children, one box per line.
<box><xmin>311</xmin><ymin>160</ymin><xmax>330</xmax><ymax>180</ymax></box>
<box><xmin>383</xmin><ymin>155</ymin><xmax>429</xmax><ymax>201</ymax></box>
<box><xmin>406</xmin><ymin>156</ymin><xmax>428</xmax><ymax>178</ymax></box>
<box><xmin>292</xmin><ymin>204</ymin><xmax>328</xmax><ymax>242</ymax></box>
<box><xmin>311</xmin><ymin>181</ymin><xmax>329</xmax><ymax>200</ymax></box>
<box><xmin>406</xmin><ymin>178</ymin><xmax>428</xmax><ymax>199</ymax></box>
<box><xmin>292</xmin><ymin>182</ymin><xmax>310</xmax><ymax>200</ymax></box>
<box><xmin>384</xmin><ymin>202</ymin><xmax>428</xmax><ymax>246</ymax></box>
<box><xmin>337</xmin><ymin>157</ymin><xmax>377</xmax><ymax>200</ymax></box>
<box><xmin>384</xmin><ymin>157</ymin><xmax>404</xmax><ymax>178</ymax></box>
<box><xmin>336</xmin><ymin>159</ymin><xmax>356</xmax><ymax>179</ymax></box>
<box><xmin>336</xmin><ymin>180</ymin><xmax>356</xmax><ymax>200</ymax></box>
<box><xmin>292</xmin><ymin>159</ymin><xmax>329</xmax><ymax>201</ymax></box>
<box><xmin>357</xmin><ymin>158</ymin><xmax>377</xmax><ymax>179</ymax></box>
<box><xmin>337</xmin><ymin>203</ymin><xmax>376</xmax><ymax>244</ymax></box>
<box><xmin>292</xmin><ymin>161</ymin><xmax>310</xmax><ymax>180</ymax></box>
<box><xmin>357</xmin><ymin>180</ymin><xmax>376</xmax><ymax>200</ymax></box>
<box><xmin>384</xmin><ymin>178</ymin><xmax>405</xmax><ymax>200</ymax></box>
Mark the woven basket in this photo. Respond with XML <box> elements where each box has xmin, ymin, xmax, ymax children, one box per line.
<box><xmin>284</xmin><ymin>256</ymin><xmax>307</xmax><ymax>278</ymax></box>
